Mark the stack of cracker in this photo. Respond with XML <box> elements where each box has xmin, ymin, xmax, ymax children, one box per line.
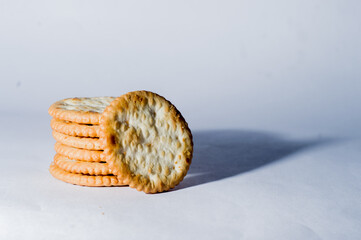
<box><xmin>48</xmin><ymin>91</ymin><xmax>193</xmax><ymax>193</ymax></box>
<box><xmin>48</xmin><ymin>97</ymin><xmax>126</xmax><ymax>187</ymax></box>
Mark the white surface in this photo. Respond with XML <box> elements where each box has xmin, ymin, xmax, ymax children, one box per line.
<box><xmin>1</xmin><ymin>1</ymin><xmax>361</xmax><ymax>239</ymax></box>
<box><xmin>0</xmin><ymin>114</ymin><xmax>360</xmax><ymax>239</ymax></box>
<box><xmin>1</xmin><ymin>0</ymin><xmax>361</xmax><ymax>136</ymax></box>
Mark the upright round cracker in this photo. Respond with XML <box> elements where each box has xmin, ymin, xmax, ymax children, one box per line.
<box><xmin>54</xmin><ymin>154</ymin><xmax>111</xmax><ymax>175</ymax></box>
<box><xmin>54</xmin><ymin>142</ymin><xmax>104</xmax><ymax>162</ymax></box>
<box><xmin>52</xmin><ymin>131</ymin><xmax>104</xmax><ymax>150</ymax></box>
<box><xmin>49</xmin><ymin>163</ymin><xmax>125</xmax><ymax>187</ymax></box>
<box><xmin>100</xmin><ymin>91</ymin><xmax>193</xmax><ymax>193</ymax></box>
<box><xmin>51</xmin><ymin>118</ymin><xmax>100</xmax><ymax>137</ymax></box>
<box><xmin>48</xmin><ymin>97</ymin><xmax>115</xmax><ymax>124</ymax></box>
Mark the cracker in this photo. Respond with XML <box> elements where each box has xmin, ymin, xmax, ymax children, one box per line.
<box><xmin>52</xmin><ymin>131</ymin><xmax>104</xmax><ymax>150</ymax></box>
<box><xmin>49</xmin><ymin>162</ymin><xmax>126</xmax><ymax>187</ymax></box>
<box><xmin>51</xmin><ymin>118</ymin><xmax>100</xmax><ymax>137</ymax></box>
<box><xmin>54</xmin><ymin>142</ymin><xmax>104</xmax><ymax>162</ymax></box>
<box><xmin>54</xmin><ymin>154</ymin><xmax>111</xmax><ymax>175</ymax></box>
<box><xmin>48</xmin><ymin>97</ymin><xmax>115</xmax><ymax>124</ymax></box>
<box><xmin>100</xmin><ymin>91</ymin><xmax>193</xmax><ymax>193</ymax></box>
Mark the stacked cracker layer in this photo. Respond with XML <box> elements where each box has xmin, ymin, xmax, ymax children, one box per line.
<box><xmin>48</xmin><ymin>91</ymin><xmax>193</xmax><ymax>193</ymax></box>
<box><xmin>49</xmin><ymin>97</ymin><xmax>126</xmax><ymax>187</ymax></box>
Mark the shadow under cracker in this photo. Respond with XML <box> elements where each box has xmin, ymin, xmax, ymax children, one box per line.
<box><xmin>174</xmin><ymin>129</ymin><xmax>335</xmax><ymax>191</ymax></box>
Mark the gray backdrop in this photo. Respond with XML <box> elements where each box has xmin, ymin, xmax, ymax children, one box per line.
<box><xmin>1</xmin><ymin>0</ymin><xmax>360</xmax><ymax>137</ymax></box>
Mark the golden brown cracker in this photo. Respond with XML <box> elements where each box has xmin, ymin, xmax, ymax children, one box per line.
<box><xmin>48</xmin><ymin>97</ymin><xmax>115</xmax><ymax>124</ymax></box>
<box><xmin>54</xmin><ymin>142</ymin><xmax>104</xmax><ymax>162</ymax></box>
<box><xmin>100</xmin><ymin>91</ymin><xmax>193</xmax><ymax>193</ymax></box>
<box><xmin>52</xmin><ymin>131</ymin><xmax>104</xmax><ymax>150</ymax></box>
<box><xmin>51</xmin><ymin>118</ymin><xmax>100</xmax><ymax>137</ymax></box>
<box><xmin>49</xmin><ymin>162</ymin><xmax>126</xmax><ymax>187</ymax></box>
<box><xmin>54</xmin><ymin>154</ymin><xmax>111</xmax><ymax>175</ymax></box>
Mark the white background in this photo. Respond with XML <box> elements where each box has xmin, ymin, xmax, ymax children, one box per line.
<box><xmin>1</xmin><ymin>0</ymin><xmax>360</xmax><ymax>136</ymax></box>
<box><xmin>1</xmin><ymin>1</ymin><xmax>361</xmax><ymax>239</ymax></box>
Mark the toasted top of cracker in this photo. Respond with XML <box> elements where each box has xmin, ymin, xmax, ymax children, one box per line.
<box><xmin>49</xmin><ymin>97</ymin><xmax>116</xmax><ymax>124</ymax></box>
<box><xmin>57</xmin><ymin>97</ymin><xmax>115</xmax><ymax>113</ymax></box>
<box><xmin>101</xmin><ymin>91</ymin><xmax>193</xmax><ymax>193</ymax></box>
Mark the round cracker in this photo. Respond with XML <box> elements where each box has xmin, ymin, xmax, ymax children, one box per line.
<box><xmin>54</xmin><ymin>142</ymin><xmax>104</xmax><ymax>162</ymax></box>
<box><xmin>54</xmin><ymin>154</ymin><xmax>111</xmax><ymax>175</ymax></box>
<box><xmin>51</xmin><ymin>118</ymin><xmax>100</xmax><ymax>137</ymax></box>
<box><xmin>49</xmin><ymin>163</ymin><xmax>126</xmax><ymax>187</ymax></box>
<box><xmin>100</xmin><ymin>91</ymin><xmax>193</xmax><ymax>193</ymax></box>
<box><xmin>48</xmin><ymin>97</ymin><xmax>115</xmax><ymax>124</ymax></box>
<box><xmin>52</xmin><ymin>131</ymin><xmax>104</xmax><ymax>150</ymax></box>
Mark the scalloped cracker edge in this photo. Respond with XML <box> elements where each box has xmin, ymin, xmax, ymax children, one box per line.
<box><xmin>54</xmin><ymin>142</ymin><xmax>104</xmax><ymax>162</ymax></box>
<box><xmin>52</xmin><ymin>131</ymin><xmax>104</xmax><ymax>150</ymax></box>
<box><xmin>49</xmin><ymin>162</ymin><xmax>126</xmax><ymax>187</ymax></box>
<box><xmin>54</xmin><ymin>154</ymin><xmax>112</xmax><ymax>175</ymax></box>
<box><xmin>51</xmin><ymin>118</ymin><xmax>100</xmax><ymax>137</ymax></box>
